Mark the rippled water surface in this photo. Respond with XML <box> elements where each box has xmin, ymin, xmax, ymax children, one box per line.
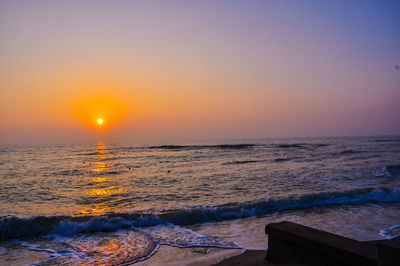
<box><xmin>1</xmin><ymin>136</ymin><xmax>400</xmax><ymax>264</ymax></box>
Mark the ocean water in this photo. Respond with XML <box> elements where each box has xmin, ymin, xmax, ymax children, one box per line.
<box><xmin>1</xmin><ymin>136</ymin><xmax>400</xmax><ymax>265</ymax></box>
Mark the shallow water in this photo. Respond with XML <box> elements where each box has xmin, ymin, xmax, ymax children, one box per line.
<box><xmin>1</xmin><ymin>136</ymin><xmax>400</xmax><ymax>264</ymax></box>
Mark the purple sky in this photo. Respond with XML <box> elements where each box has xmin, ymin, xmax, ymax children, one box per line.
<box><xmin>0</xmin><ymin>1</ymin><xmax>399</xmax><ymax>143</ymax></box>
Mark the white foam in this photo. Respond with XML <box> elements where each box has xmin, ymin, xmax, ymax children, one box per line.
<box><xmin>380</xmin><ymin>224</ymin><xmax>400</xmax><ymax>239</ymax></box>
<box><xmin>143</xmin><ymin>224</ymin><xmax>243</xmax><ymax>249</ymax></box>
<box><xmin>14</xmin><ymin>225</ymin><xmax>241</xmax><ymax>265</ymax></box>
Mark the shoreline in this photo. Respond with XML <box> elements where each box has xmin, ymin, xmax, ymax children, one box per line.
<box><xmin>138</xmin><ymin>203</ymin><xmax>400</xmax><ymax>265</ymax></box>
<box><xmin>1</xmin><ymin>203</ymin><xmax>399</xmax><ymax>265</ymax></box>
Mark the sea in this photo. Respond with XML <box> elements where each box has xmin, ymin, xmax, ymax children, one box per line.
<box><xmin>1</xmin><ymin>136</ymin><xmax>400</xmax><ymax>265</ymax></box>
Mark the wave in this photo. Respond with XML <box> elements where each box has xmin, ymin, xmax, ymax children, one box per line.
<box><xmin>2</xmin><ymin>186</ymin><xmax>400</xmax><ymax>241</ymax></box>
<box><xmin>222</xmin><ymin>157</ymin><xmax>298</xmax><ymax>165</ymax></box>
<box><xmin>148</xmin><ymin>144</ymin><xmax>256</xmax><ymax>150</ymax></box>
<box><xmin>222</xmin><ymin>160</ymin><xmax>266</xmax><ymax>165</ymax></box>
<box><xmin>56</xmin><ymin>169</ymin><xmax>125</xmax><ymax>177</ymax></box>
<box><xmin>82</xmin><ymin>152</ymin><xmax>103</xmax><ymax>156</ymax></box>
<box><xmin>81</xmin><ymin>151</ymin><xmax>114</xmax><ymax>156</ymax></box>
<box><xmin>374</xmin><ymin>165</ymin><xmax>400</xmax><ymax>178</ymax></box>
<box><xmin>314</xmin><ymin>143</ymin><xmax>330</xmax><ymax>147</ymax></box>
<box><xmin>223</xmin><ymin>157</ymin><xmax>300</xmax><ymax>164</ymax></box>
<box><xmin>384</xmin><ymin>165</ymin><xmax>400</xmax><ymax>177</ymax></box>
<box><xmin>372</xmin><ymin>139</ymin><xmax>400</xmax><ymax>143</ymax></box>
<box><xmin>275</xmin><ymin>143</ymin><xmax>305</xmax><ymax>148</ymax></box>
<box><xmin>273</xmin><ymin>143</ymin><xmax>329</xmax><ymax>149</ymax></box>
<box><xmin>110</xmin><ymin>142</ymin><xmax>331</xmax><ymax>152</ymax></box>
<box><xmin>57</xmin><ymin>169</ymin><xmax>85</xmax><ymax>176</ymax></box>
<box><xmin>92</xmin><ymin>170</ymin><xmax>125</xmax><ymax>176</ymax></box>
<box><xmin>149</xmin><ymin>142</ymin><xmax>329</xmax><ymax>151</ymax></box>
<box><xmin>222</xmin><ymin>157</ymin><xmax>298</xmax><ymax>163</ymax></box>
<box><xmin>98</xmin><ymin>156</ymin><xmax>122</xmax><ymax>161</ymax></box>
<box><xmin>339</xmin><ymin>149</ymin><xmax>363</xmax><ymax>155</ymax></box>
<box><xmin>274</xmin><ymin>158</ymin><xmax>291</xmax><ymax>162</ymax></box>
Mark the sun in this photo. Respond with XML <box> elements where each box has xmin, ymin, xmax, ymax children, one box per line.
<box><xmin>73</xmin><ymin>96</ymin><xmax>128</xmax><ymax>131</ymax></box>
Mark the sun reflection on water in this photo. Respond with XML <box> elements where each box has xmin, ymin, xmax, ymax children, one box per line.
<box><xmin>91</xmin><ymin>162</ymin><xmax>111</xmax><ymax>173</ymax></box>
<box><xmin>89</xmin><ymin>186</ymin><xmax>124</xmax><ymax>197</ymax></box>
<box><xmin>77</xmin><ymin>141</ymin><xmax>124</xmax><ymax>216</ymax></box>
<box><xmin>91</xmin><ymin>177</ymin><xmax>111</xmax><ymax>183</ymax></box>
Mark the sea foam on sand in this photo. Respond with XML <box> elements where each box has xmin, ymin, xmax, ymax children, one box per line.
<box><xmin>137</xmin><ymin>203</ymin><xmax>400</xmax><ymax>265</ymax></box>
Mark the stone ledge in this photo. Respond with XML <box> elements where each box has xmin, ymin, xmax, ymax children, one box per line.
<box><xmin>265</xmin><ymin>221</ymin><xmax>377</xmax><ymax>266</ymax></box>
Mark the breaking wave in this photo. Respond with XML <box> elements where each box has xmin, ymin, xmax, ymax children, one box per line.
<box><xmin>2</xmin><ymin>186</ymin><xmax>400</xmax><ymax>241</ymax></box>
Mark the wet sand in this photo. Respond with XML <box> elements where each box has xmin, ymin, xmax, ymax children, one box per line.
<box><xmin>136</xmin><ymin>246</ymin><xmax>244</xmax><ymax>266</ymax></box>
<box><xmin>213</xmin><ymin>250</ymin><xmax>305</xmax><ymax>266</ymax></box>
<box><xmin>212</xmin><ymin>250</ymin><xmax>268</xmax><ymax>265</ymax></box>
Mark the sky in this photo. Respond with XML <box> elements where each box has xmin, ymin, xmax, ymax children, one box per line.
<box><xmin>0</xmin><ymin>0</ymin><xmax>399</xmax><ymax>143</ymax></box>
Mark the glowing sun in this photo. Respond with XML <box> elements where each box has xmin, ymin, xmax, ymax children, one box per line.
<box><xmin>73</xmin><ymin>96</ymin><xmax>128</xmax><ymax>131</ymax></box>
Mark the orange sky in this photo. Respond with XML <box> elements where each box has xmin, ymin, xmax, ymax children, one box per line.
<box><xmin>0</xmin><ymin>1</ymin><xmax>399</xmax><ymax>143</ymax></box>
